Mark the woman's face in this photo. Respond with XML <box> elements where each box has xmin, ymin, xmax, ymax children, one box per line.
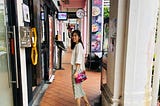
<box><xmin>72</xmin><ymin>32</ymin><xmax>80</xmax><ymax>43</ymax></box>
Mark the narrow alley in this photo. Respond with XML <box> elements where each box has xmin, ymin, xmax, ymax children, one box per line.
<box><xmin>39</xmin><ymin>49</ymin><xmax>101</xmax><ymax>106</ymax></box>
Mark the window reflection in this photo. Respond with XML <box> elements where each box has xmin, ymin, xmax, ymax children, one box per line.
<box><xmin>0</xmin><ymin>7</ymin><xmax>7</xmax><ymax>54</ymax></box>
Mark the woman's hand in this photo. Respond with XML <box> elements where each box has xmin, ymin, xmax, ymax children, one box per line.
<box><xmin>74</xmin><ymin>71</ymin><xmax>78</xmax><ymax>78</ymax></box>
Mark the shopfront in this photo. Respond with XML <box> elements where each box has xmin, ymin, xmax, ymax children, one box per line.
<box><xmin>0</xmin><ymin>0</ymin><xmax>23</xmax><ymax>106</ymax></box>
<box><xmin>39</xmin><ymin>0</ymin><xmax>57</xmax><ymax>81</ymax></box>
<box><xmin>0</xmin><ymin>0</ymin><xmax>59</xmax><ymax>105</ymax></box>
<box><xmin>26</xmin><ymin>0</ymin><xmax>58</xmax><ymax>104</ymax></box>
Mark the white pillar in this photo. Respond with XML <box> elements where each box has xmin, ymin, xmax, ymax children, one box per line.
<box><xmin>151</xmin><ymin>6</ymin><xmax>160</xmax><ymax>106</ymax></box>
<box><xmin>112</xmin><ymin>0</ymin><xmax>127</xmax><ymax>105</ymax></box>
<box><xmin>16</xmin><ymin>1</ymin><xmax>28</xmax><ymax>106</ymax></box>
<box><xmin>123</xmin><ymin>0</ymin><xmax>158</xmax><ymax>106</ymax></box>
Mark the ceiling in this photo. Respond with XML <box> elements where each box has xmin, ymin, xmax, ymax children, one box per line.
<box><xmin>60</xmin><ymin>0</ymin><xmax>86</xmax><ymax>12</ymax></box>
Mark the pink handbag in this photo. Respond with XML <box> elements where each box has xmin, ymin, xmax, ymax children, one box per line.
<box><xmin>75</xmin><ymin>71</ymin><xmax>87</xmax><ymax>83</ymax></box>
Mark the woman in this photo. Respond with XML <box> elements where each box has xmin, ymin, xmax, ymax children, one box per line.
<box><xmin>71</xmin><ymin>30</ymin><xmax>90</xmax><ymax>106</ymax></box>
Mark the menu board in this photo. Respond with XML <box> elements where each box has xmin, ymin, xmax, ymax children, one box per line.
<box><xmin>91</xmin><ymin>0</ymin><xmax>103</xmax><ymax>57</ymax></box>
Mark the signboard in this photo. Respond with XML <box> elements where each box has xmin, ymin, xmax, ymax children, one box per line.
<box><xmin>91</xmin><ymin>0</ymin><xmax>103</xmax><ymax>57</ymax></box>
<box><xmin>57</xmin><ymin>12</ymin><xmax>67</xmax><ymax>20</ymax></box>
<box><xmin>76</xmin><ymin>8</ymin><xmax>85</xmax><ymax>18</ymax></box>
<box><xmin>22</xmin><ymin>3</ymin><xmax>30</xmax><ymax>22</ymax></box>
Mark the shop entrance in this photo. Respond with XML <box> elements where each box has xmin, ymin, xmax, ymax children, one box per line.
<box><xmin>0</xmin><ymin>18</ymin><xmax>14</xmax><ymax>106</ymax></box>
<box><xmin>0</xmin><ymin>0</ymin><xmax>17</xmax><ymax>106</ymax></box>
<box><xmin>0</xmin><ymin>0</ymin><xmax>23</xmax><ymax>106</ymax></box>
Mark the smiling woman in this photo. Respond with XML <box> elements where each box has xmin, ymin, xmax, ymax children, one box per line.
<box><xmin>71</xmin><ymin>30</ymin><xmax>91</xmax><ymax>106</ymax></box>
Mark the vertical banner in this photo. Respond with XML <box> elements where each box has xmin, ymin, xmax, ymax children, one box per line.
<box><xmin>49</xmin><ymin>15</ymin><xmax>53</xmax><ymax>78</ymax></box>
<box><xmin>91</xmin><ymin>0</ymin><xmax>103</xmax><ymax>57</ymax></box>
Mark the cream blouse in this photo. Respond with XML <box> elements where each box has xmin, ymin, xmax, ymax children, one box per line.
<box><xmin>71</xmin><ymin>43</ymin><xmax>85</xmax><ymax>71</ymax></box>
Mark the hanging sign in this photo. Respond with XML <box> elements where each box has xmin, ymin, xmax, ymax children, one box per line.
<box><xmin>91</xmin><ymin>0</ymin><xmax>103</xmax><ymax>57</ymax></box>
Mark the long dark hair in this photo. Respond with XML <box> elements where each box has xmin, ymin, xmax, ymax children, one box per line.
<box><xmin>71</xmin><ymin>30</ymin><xmax>84</xmax><ymax>50</ymax></box>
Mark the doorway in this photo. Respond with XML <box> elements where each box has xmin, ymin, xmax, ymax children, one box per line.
<box><xmin>0</xmin><ymin>0</ymin><xmax>14</xmax><ymax>106</ymax></box>
<box><xmin>0</xmin><ymin>0</ymin><xmax>23</xmax><ymax>106</ymax></box>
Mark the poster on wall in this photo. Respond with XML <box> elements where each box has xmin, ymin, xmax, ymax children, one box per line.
<box><xmin>91</xmin><ymin>0</ymin><xmax>103</xmax><ymax>57</ymax></box>
<box><xmin>22</xmin><ymin>3</ymin><xmax>30</xmax><ymax>22</ymax></box>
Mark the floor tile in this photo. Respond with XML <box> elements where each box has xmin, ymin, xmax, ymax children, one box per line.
<box><xmin>40</xmin><ymin>49</ymin><xmax>101</xmax><ymax>106</ymax></box>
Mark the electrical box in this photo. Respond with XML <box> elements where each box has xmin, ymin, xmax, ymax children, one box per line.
<box><xmin>20</xmin><ymin>26</ymin><xmax>31</xmax><ymax>47</ymax></box>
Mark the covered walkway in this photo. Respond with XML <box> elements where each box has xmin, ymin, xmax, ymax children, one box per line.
<box><xmin>40</xmin><ymin>49</ymin><xmax>101</xmax><ymax>106</ymax></box>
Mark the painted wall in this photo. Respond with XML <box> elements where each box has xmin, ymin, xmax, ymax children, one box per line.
<box><xmin>123</xmin><ymin>0</ymin><xmax>158</xmax><ymax>105</ymax></box>
<box><xmin>101</xmin><ymin>0</ymin><xmax>159</xmax><ymax>105</ymax></box>
<box><xmin>101</xmin><ymin>0</ymin><xmax>118</xmax><ymax>105</ymax></box>
<box><xmin>107</xmin><ymin>0</ymin><xmax>118</xmax><ymax>94</ymax></box>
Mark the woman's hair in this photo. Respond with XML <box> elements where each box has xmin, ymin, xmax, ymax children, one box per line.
<box><xmin>71</xmin><ymin>30</ymin><xmax>84</xmax><ymax>50</ymax></box>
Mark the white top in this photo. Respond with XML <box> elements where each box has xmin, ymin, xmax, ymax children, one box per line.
<box><xmin>71</xmin><ymin>43</ymin><xmax>85</xmax><ymax>71</ymax></box>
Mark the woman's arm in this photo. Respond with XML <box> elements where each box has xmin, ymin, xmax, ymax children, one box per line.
<box><xmin>74</xmin><ymin>43</ymin><xmax>83</xmax><ymax>78</ymax></box>
<box><xmin>74</xmin><ymin>63</ymin><xmax>80</xmax><ymax>78</ymax></box>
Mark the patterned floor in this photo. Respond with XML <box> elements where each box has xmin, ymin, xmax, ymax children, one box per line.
<box><xmin>39</xmin><ymin>49</ymin><xmax>101</xmax><ymax>106</ymax></box>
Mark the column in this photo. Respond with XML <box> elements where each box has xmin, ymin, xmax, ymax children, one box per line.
<box><xmin>16</xmin><ymin>1</ymin><xmax>28</xmax><ymax>106</ymax></box>
<box><xmin>123</xmin><ymin>0</ymin><xmax>158</xmax><ymax>105</ymax></box>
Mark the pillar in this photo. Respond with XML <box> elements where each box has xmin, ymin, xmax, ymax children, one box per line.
<box><xmin>123</xmin><ymin>0</ymin><xmax>159</xmax><ymax>105</ymax></box>
<box><xmin>16</xmin><ymin>1</ymin><xmax>28</xmax><ymax>106</ymax></box>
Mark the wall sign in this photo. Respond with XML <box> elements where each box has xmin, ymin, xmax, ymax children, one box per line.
<box><xmin>20</xmin><ymin>26</ymin><xmax>31</xmax><ymax>47</ymax></box>
<box><xmin>76</xmin><ymin>8</ymin><xmax>85</xmax><ymax>18</ymax></box>
<box><xmin>22</xmin><ymin>3</ymin><xmax>30</xmax><ymax>22</ymax></box>
<box><xmin>91</xmin><ymin>0</ymin><xmax>103</xmax><ymax>57</ymax></box>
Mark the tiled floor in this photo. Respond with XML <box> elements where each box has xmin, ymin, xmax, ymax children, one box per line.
<box><xmin>40</xmin><ymin>49</ymin><xmax>101</xmax><ymax>106</ymax></box>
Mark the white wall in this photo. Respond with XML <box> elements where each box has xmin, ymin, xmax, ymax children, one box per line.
<box><xmin>101</xmin><ymin>0</ymin><xmax>159</xmax><ymax>105</ymax></box>
<box><xmin>123</xmin><ymin>0</ymin><xmax>159</xmax><ymax>105</ymax></box>
<box><xmin>107</xmin><ymin>0</ymin><xmax>118</xmax><ymax>95</ymax></box>
<box><xmin>152</xmin><ymin>3</ymin><xmax>160</xmax><ymax>105</ymax></box>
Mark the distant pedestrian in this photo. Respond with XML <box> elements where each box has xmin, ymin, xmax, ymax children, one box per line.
<box><xmin>70</xmin><ymin>30</ymin><xmax>90</xmax><ymax>106</ymax></box>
